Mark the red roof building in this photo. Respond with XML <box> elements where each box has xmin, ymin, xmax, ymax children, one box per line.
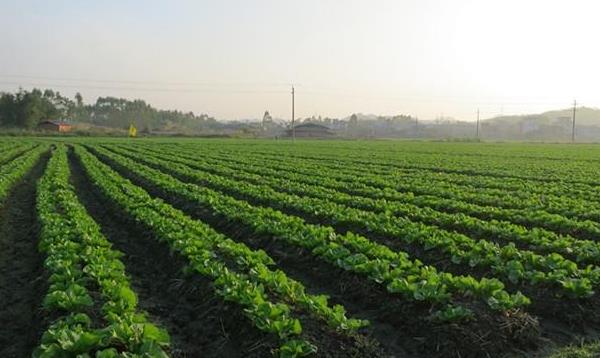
<box><xmin>38</xmin><ymin>120</ymin><xmax>73</xmax><ymax>132</ymax></box>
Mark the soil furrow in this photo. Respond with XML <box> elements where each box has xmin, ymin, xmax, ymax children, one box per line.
<box><xmin>0</xmin><ymin>152</ymin><xmax>49</xmax><ymax>357</ymax></box>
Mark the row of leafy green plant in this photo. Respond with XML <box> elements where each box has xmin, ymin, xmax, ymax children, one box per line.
<box><xmin>206</xmin><ymin>143</ymin><xmax>600</xmax><ymax>220</ymax></box>
<box><xmin>0</xmin><ymin>144</ymin><xmax>47</xmax><ymax>204</ymax></box>
<box><xmin>220</xmin><ymin>143</ymin><xmax>600</xmax><ymax>204</ymax></box>
<box><xmin>186</xmin><ymin>144</ymin><xmax>600</xmax><ymax>228</ymax></box>
<box><xmin>90</xmin><ymin>144</ymin><xmax>532</xmax><ymax>320</ymax></box>
<box><xmin>102</xmin><ymin>144</ymin><xmax>599</xmax><ymax>300</ymax></box>
<box><xmin>278</xmin><ymin>146</ymin><xmax>600</xmax><ymax>208</ymax></box>
<box><xmin>119</xmin><ymin>144</ymin><xmax>600</xmax><ymax>266</ymax></box>
<box><xmin>160</xmin><ymin>144</ymin><xmax>600</xmax><ymax>240</ymax></box>
<box><xmin>34</xmin><ymin>145</ymin><xmax>171</xmax><ymax>357</ymax></box>
<box><xmin>74</xmin><ymin>144</ymin><xmax>377</xmax><ymax>357</ymax></box>
<box><xmin>222</xmin><ymin>143</ymin><xmax>600</xmax><ymax>185</ymax></box>
<box><xmin>0</xmin><ymin>142</ymin><xmax>35</xmax><ymax>165</ymax></box>
<box><xmin>278</xmin><ymin>151</ymin><xmax>600</xmax><ymax>225</ymax></box>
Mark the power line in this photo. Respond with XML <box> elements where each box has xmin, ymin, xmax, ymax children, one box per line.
<box><xmin>0</xmin><ymin>77</ymin><xmax>589</xmax><ymax>122</ymax></box>
<box><xmin>298</xmin><ymin>88</ymin><xmax>580</xmax><ymax>105</ymax></box>
<box><xmin>0</xmin><ymin>77</ymin><xmax>581</xmax><ymax>109</ymax></box>
<box><xmin>0</xmin><ymin>81</ymin><xmax>288</xmax><ymax>94</ymax></box>
<box><xmin>0</xmin><ymin>74</ymin><xmax>292</xmax><ymax>88</ymax></box>
<box><xmin>0</xmin><ymin>74</ymin><xmax>579</xmax><ymax>107</ymax></box>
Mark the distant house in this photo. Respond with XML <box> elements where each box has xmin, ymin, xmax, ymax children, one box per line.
<box><xmin>38</xmin><ymin>120</ymin><xmax>73</xmax><ymax>133</ymax></box>
<box><xmin>286</xmin><ymin>123</ymin><xmax>335</xmax><ymax>138</ymax></box>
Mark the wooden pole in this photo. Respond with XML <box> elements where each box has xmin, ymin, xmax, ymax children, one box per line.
<box><xmin>292</xmin><ymin>86</ymin><xmax>295</xmax><ymax>142</ymax></box>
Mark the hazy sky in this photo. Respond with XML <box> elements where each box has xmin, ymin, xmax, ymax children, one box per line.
<box><xmin>1</xmin><ymin>0</ymin><xmax>599</xmax><ymax>121</ymax></box>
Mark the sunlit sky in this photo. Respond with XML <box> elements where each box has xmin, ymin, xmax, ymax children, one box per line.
<box><xmin>1</xmin><ymin>0</ymin><xmax>599</xmax><ymax>121</ymax></box>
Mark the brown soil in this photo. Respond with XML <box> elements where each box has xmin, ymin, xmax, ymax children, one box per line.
<box><xmin>0</xmin><ymin>152</ymin><xmax>49</xmax><ymax>357</ymax></box>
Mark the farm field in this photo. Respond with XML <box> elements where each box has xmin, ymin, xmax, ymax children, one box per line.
<box><xmin>2</xmin><ymin>138</ymin><xmax>600</xmax><ymax>357</ymax></box>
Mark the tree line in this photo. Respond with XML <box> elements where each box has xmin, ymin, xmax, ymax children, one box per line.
<box><xmin>0</xmin><ymin>88</ymin><xmax>219</xmax><ymax>132</ymax></box>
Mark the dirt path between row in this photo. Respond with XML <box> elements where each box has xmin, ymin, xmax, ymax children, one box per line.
<box><xmin>0</xmin><ymin>154</ymin><xmax>49</xmax><ymax>357</ymax></box>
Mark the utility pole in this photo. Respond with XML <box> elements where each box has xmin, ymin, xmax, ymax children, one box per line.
<box><xmin>571</xmin><ymin>99</ymin><xmax>577</xmax><ymax>143</ymax></box>
<box><xmin>291</xmin><ymin>85</ymin><xmax>295</xmax><ymax>142</ymax></box>
<box><xmin>476</xmin><ymin>108</ymin><xmax>480</xmax><ymax>138</ymax></box>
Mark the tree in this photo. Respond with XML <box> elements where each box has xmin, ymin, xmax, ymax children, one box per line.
<box><xmin>21</xmin><ymin>91</ymin><xmax>45</xmax><ymax>129</ymax></box>
<box><xmin>262</xmin><ymin>110</ymin><xmax>273</xmax><ymax>129</ymax></box>
<box><xmin>0</xmin><ymin>93</ymin><xmax>18</xmax><ymax>126</ymax></box>
<box><xmin>75</xmin><ymin>92</ymin><xmax>83</xmax><ymax>107</ymax></box>
<box><xmin>0</xmin><ymin>87</ymin><xmax>220</xmax><ymax>133</ymax></box>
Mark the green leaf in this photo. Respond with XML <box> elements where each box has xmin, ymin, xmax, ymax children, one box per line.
<box><xmin>142</xmin><ymin>323</ymin><xmax>171</xmax><ymax>345</ymax></box>
<box><xmin>119</xmin><ymin>286</ymin><xmax>138</xmax><ymax>309</ymax></box>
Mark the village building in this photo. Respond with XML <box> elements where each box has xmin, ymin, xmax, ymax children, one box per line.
<box><xmin>38</xmin><ymin>120</ymin><xmax>73</xmax><ymax>133</ymax></box>
<box><xmin>286</xmin><ymin>123</ymin><xmax>335</xmax><ymax>138</ymax></box>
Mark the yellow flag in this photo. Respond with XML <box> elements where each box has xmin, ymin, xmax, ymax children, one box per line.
<box><xmin>128</xmin><ymin>124</ymin><xmax>137</xmax><ymax>137</ymax></box>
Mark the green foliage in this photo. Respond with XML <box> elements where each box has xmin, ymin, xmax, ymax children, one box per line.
<box><xmin>0</xmin><ymin>88</ymin><xmax>219</xmax><ymax>133</ymax></box>
<box><xmin>279</xmin><ymin>340</ymin><xmax>318</xmax><ymax>358</ymax></box>
<box><xmin>34</xmin><ymin>145</ymin><xmax>170</xmax><ymax>357</ymax></box>
<box><xmin>89</xmin><ymin>143</ymin><xmax>531</xmax><ymax>314</ymax></box>
<box><xmin>115</xmin><ymin>141</ymin><xmax>600</xmax><ymax>298</ymax></box>
<box><xmin>18</xmin><ymin>137</ymin><xmax>600</xmax><ymax>357</ymax></box>
<box><xmin>73</xmin><ymin>144</ymin><xmax>325</xmax><ymax>355</ymax></box>
<box><xmin>548</xmin><ymin>341</ymin><xmax>600</xmax><ymax>358</ymax></box>
<box><xmin>0</xmin><ymin>89</ymin><xmax>69</xmax><ymax>129</ymax></box>
<box><xmin>0</xmin><ymin>144</ymin><xmax>46</xmax><ymax>203</ymax></box>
